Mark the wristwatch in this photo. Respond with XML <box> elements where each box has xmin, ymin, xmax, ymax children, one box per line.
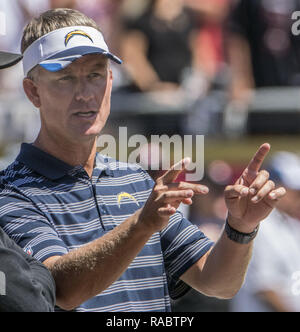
<box><xmin>225</xmin><ymin>219</ymin><xmax>259</xmax><ymax>244</ymax></box>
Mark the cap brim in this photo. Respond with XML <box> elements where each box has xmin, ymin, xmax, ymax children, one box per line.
<box><xmin>0</xmin><ymin>51</ymin><xmax>23</xmax><ymax>69</ymax></box>
<box><xmin>39</xmin><ymin>46</ymin><xmax>122</xmax><ymax>73</ymax></box>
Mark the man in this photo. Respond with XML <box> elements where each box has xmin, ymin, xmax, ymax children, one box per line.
<box><xmin>0</xmin><ymin>51</ymin><xmax>55</xmax><ymax>312</ymax></box>
<box><xmin>0</xmin><ymin>8</ymin><xmax>285</xmax><ymax>312</ymax></box>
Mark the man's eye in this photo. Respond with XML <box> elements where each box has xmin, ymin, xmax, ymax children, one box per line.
<box><xmin>89</xmin><ymin>72</ymin><xmax>103</xmax><ymax>79</ymax></box>
<box><xmin>59</xmin><ymin>76</ymin><xmax>73</xmax><ymax>81</ymax></box>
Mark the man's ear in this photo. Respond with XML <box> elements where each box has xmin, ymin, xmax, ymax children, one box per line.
<box><xmin>23</xmin><ymin>78</ymin><xmax>41</xmax><ymax>108</ymax></box>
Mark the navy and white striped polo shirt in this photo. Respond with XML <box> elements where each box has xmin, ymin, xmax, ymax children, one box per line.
<box><xmin>0</xmin><ymin>143</ymin><xmax>214</xmax><ymax>312</ymax></box>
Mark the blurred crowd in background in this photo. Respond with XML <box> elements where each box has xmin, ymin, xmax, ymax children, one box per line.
<box><xmin>1</xmin><ymin>0</ymin><xmax>300</xmax><ymax>312</ymax></box>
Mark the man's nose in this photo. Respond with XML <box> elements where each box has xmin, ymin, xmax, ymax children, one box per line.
<box><xmin>75</xmin><ymin>79</ymin><xmax>94</xmax><ymax>101</ymax></box>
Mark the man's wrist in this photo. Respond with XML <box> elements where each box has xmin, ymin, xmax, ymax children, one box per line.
<box><xmin>134</xmin><ymin>208</ymin><xmax>159</xmax><ymax>236</ymax></box>
<box><xmin>225</xmin><ymin>218</ymin><xmax>259</xmax><ymax>244</ymax></box>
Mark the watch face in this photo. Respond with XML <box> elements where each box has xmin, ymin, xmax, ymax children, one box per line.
<box><xmin>0</xmin><ymin>52</ymin><xmax>23</xmax><ymax>69</ymax></box>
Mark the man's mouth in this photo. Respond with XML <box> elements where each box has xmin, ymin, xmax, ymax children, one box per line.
<box><xmin>74</xmin><ymin>111</ymin><xmax>97</xmax><ymax>118</ymax></box>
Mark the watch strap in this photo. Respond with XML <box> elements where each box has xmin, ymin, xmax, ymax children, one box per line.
<box><xmin>225</xmin><ymin>219</ymin><xmax>259</xmax><ymax>244</ymax></box>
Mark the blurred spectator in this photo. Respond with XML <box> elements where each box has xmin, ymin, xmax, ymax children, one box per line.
<box><xmin>121</xmin><ymin>0</ymin><xmax>198</xmax><ymax>92</ymax></box>
<box><xmin>226</xmin><ymin>0</ymin><xmax>300</xmax><ymax>102</ymax></box>
<box><xmin>230</xmin><ymin>151</ymin><xmax>300</xmax><ymax>312</ymax></box>
<box><xmin>76</xmin><ymin>0</ymin><xmax>124</xmax><ymax>56</ymax></box>
<box><xmin>223</xmin><ymin>0</ymin><xmax>300</xmax><ymax>136</ymax></box>
<box><xmin>184</xmin><ymin>0</ymin><xmax>232</xmax><ymax>82</ymax></box>
<box><xmin>121</xmin><ymin>0</ymin><xmax>234</xmax><ymax>137</ymax></box>
<box><xmin>181</xmin><ymin>0</ymin><xmax>232</xmax><ymax>137</ymax></box>
<box><xmin>0</xmin><ymin>0</ymin><xmax>48</xmax><ymax>92</ymax></box>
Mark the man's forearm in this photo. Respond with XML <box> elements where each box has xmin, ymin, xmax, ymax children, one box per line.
<box><xmin>181</xmin><ymin>228</ymin><xmax>253</xmax><ymax>299</ymax></box>
<box><xmin>200</xmin><ymin>229</ymin><xmax>253</xmax><ymax>299</ymax></box>
<box><xmin>45</xmin><ymin>209</ymin><xmax>154</xmax><ymax>310</ymax></box>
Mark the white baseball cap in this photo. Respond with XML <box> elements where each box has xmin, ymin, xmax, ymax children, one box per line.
<box><xmin>268</xmin><ymin>151</ymin><xmax>300</xmax><ymax>190</ymax></box>
<box><xmin>22</xmin><ymin>25</ymin><xmax>122</xmax><ymax>77</ymax></box>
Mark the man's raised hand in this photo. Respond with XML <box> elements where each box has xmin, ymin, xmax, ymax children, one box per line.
<box><xmin>224</xmin><ymin>143</ymin><xmax>286</xmax><ymax>233</ymax></box>
<box><xmin>138</xmin><ymin>158</ymin><xmax>209</xmax><ymax>233</ymax></box>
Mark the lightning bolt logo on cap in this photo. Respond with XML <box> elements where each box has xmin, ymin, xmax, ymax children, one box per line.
<box><xmin>64</xmin><ymin>30</ymin><xmax>94</xmax><ymax>46</ymax></box>
<box><xmin>117</xmin><ymin>192</ymin><xmax>139</xmax><ymax>208</ymax></box>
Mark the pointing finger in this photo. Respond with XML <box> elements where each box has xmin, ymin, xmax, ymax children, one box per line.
<box><xmin>159</xmin><ymin>158</ymin><xmax>191</xmax><ymax>184</ymax></box>
<box><xmin>241</xmin><ymin>143</ymin><xmax>271</xmax><ymax>184</ymax></box>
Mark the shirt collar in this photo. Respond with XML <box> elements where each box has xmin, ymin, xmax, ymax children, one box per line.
<box><xmin>16</xmin><ymin>143</ymin><xmax>112</xmax><ymax>180</ymax></box>
<box><xmin>94</xmin><ymin>153</ymin><xmax>113</xmax><ymax>177</ymax></box>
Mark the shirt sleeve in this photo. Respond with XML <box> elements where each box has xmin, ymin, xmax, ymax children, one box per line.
<box><xmin>161</xmin><ymin>211</ymin><xmax>214</xmax><ymax>299</ymax></box>
<box><xmin>0</xmin><ymin>227</ymin><xmax>56</xmax><ymax>312</ymax></box>
<box><xmin>0</xmin><ymin>186</ymin><xmax>68</xmax><ymax>262</ymax></box>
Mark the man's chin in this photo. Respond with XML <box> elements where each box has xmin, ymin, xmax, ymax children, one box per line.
<box><xmin>69</xmin><ymin>121</ymin><xmax>105</xmax><ymax>143</ymax></box>
<box><xmin>79</xmin><ymin>128</ymin><xmax>103</xmax><ymax>142</ymax></box>
<box><xmin>77</xmin><ymin>131</ymin><xmax>100</xmax><ymax>142</ymax></box>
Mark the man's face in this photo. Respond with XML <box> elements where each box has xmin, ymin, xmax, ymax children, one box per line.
<box><xmin>30</xmin><ymin>54</ymin><xmax>112</xmax><ymax>145</ymax></box>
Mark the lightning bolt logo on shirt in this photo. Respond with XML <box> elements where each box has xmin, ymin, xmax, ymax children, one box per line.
<box><xmin>117</xmin><ymin>192</ymin><xmax>139</xmax><ymax>208</ymax></box>
<box><xmin>64</xmin><ymin>30</ymin><xmax>94</xmax><ymax>46</ymax></box>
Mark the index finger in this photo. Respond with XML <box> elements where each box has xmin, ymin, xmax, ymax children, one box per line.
<box><xmin>244</xmin><ymin>143</ymin><xmax>271</xmax><ymax>177</ymax></box>
<box><xmin>159</xmin><ymin>157</ymin><xmax>191</xmax><ymax>184</ymax></box>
